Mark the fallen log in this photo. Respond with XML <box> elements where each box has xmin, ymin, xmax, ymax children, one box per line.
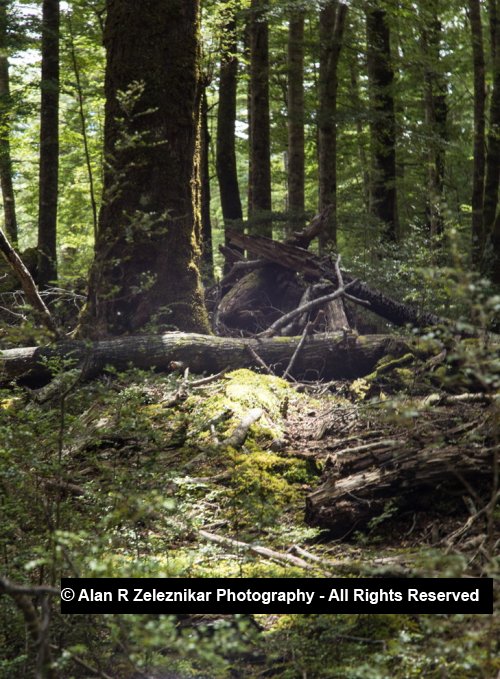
<box><xmin>305</xmin><ymin>441</ymin><xmax>495</xmax><ymax>538</ymax></box>
<box><xmin>227</xmin><ymin>230</ymin><xmax>444</xmax><ymax>329</ymax></box>
<box><xmin>0</xmin><ymin>331</ymin><xmax>424</xmax><ymax>385</ymax></box>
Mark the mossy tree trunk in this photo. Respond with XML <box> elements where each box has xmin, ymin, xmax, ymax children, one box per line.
<box><xmin>78</xmin><ymin>0</ymin><xmax>209</xmax><ymax>338</ymax></box>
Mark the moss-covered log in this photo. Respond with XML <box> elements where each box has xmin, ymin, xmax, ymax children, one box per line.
<box><xmin>0</xmin><ymin>331</ymin><xmax>422</xmax><ymax>385</ymax></box>
<box><xmin>305</xmin><ymin>442</ymin><xmax>494</xmax><ymax>537</ymax></box>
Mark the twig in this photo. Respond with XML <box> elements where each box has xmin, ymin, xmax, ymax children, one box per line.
<box><xmin>190</xmin><ymin>369</ymin><xmax>228</xmax><ymax>387</ymax></box>
<box><xmin>245</xmin><ymin>344</ymin><xmax>274</xmax><ymax>375</ymax></box>
<box><xmin>283</xmin><ymin>321</ymin><xmax>313</xmax><ymax>380</ymax></box>
<box><xmin>220</xmin><ymin>408</ymin><xmax>263</xmax><ymax>448</ymax></box>
<box><xmin>50</xmin><ymin>644</ymin><xmax>114</xmax><ymax>679</ymax></box>
<box><xmin>199</xmin><ymin>530</ymin><xmax>314</xmax><ymax>570</ymax></box>
<box><xmin>257</xmin><ymin>279</ymin><xmax>358</xmax><ymax>338</ymax></box>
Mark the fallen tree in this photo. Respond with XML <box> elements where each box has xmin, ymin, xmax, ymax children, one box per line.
<box><xmin>225</xmin><ymin>229</ymin><xmax>445</xmax><ymax>330</ymax></box>
<box><xmin>0</xmin><ymin>331</ymin><xmax>428</xmax><ymax>386</ymax></box>
<box><xmin>305</xmin><ymin>428</ymin><xmax>496</xmax><ymax>538</ymax></box>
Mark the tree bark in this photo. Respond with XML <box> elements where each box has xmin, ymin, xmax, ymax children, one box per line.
<box><xmin>78</xmin><ymin>0</ymin><xmax>209</xmax><ymax>338</ymax></box>
<box><xmin>216</xmin><ymin>6</ymin><xmax>243</xmax><ymax>268</ymax></box>
<box><xmin>38</xmin><ymin>0</ymin><xmax>60</xmax><ymax>286</ymax></box>
<box><xmin>468</xmin><ymin>0</ymin><xmax>486</xmax><ymax>264</ymax></box>
<box><xmin>0</xmin><ymin>0</ymin><xmax>18</xmax><ymax>244</ymax></box>
<box><xmin>0</xmin><ymin>331</ymin><xmax>422</xmax><ymax>385</ymax></box>
<box><xmin>306</xmin><ymin>440</ymin><xmax>494</xmax><ymax>536</ymax></box>
<box><xmin>248</xmin><ymin>0</ymin><xmax>272</xmax><ymax>237</ymax></box>
<box><xmin>287</xmin><ymin>9</ymin><xmax>305</xmax><ymax>232</ymax></box>
<box><xmin>318</xmin><ymin>1</ymin><xmax>348</xmax><ymax>251</ymax></box>
<box><xmin>366</xmin><ymin>5</ymin><xmax>399</xmax><ymax>241</ymax></box>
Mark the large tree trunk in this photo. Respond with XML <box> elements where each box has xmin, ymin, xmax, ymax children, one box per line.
<box><xmin>468</xmin><ymin>0</ymin><xmax>486</xmax><ymax>264</ymax></box>
<box><xmin>248</xmin><ymin>0</ymin><xmax>272</xmax><ymax>237</ymax></box>
<box><xmin>0</xmin><ymin>0</ymin><xmax>18</xmax><ymax>244</ymax></box>
<box><xmin>366</xmin><ymin>5</ymin><xmax>399</xmax><ymax>241</ymax></box>
<box><xmin>216</xmin><ymin>6</ymin><xmax>243</xmax><ymax>268</ymax></box>
<box><xmin>0</xmin><ymin>332</ymin><xmax>419</xmax><ymax>385</ymax></box>
<box><xmin>78</xmin><ymin>0</ymin><xmax>209</xmax><ymax>338</ymax></box>
<box><xmin>318</xmin><ymin>1</ymin><xmax>348</xmax><ymax>252</ymax></box>
<box><xmin>287</xmin><ymin>9</ymin><xmax>305</xmax><ymax>232</ymax></box>
<box><xmin>306</xmin><ymin>436</ymin><xmax>494</xmax><ymax>537</ymax></box>
<box><xmin>37</xmin><ymin>0</ymin><xmax>60</xmax><ymax>286</ymax></box>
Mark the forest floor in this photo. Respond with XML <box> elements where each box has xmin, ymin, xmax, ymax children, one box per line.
<box><xmin>2</xmin><ymin>355</ymin><xmax>499</xmax><ymax>677</ymax></box>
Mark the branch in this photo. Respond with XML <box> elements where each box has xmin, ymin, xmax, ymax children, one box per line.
<box><xmin>257</xmin><ymin>279</ymin><xmax>357</xmax><ymax>338</ymax></box>
<box><xmin>0</xmin><ymin>227</ymin><xmax>60</xmax><ymax>338</ymax></box>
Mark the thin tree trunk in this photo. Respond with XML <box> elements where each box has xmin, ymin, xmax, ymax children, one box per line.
<box><xmin>366</xmin><ymin>5</ymin><xmax>399</xmax><ymax>241</ymax></box>
<box><xmin>38</xmin><ymin>0</ymin><xmax>60</xmax><ymax>286</ymax></box>
<box><xmin>468</xmin><ymin>0</ymin><xmax>486</xmax><ymax>264</ymax></box>
<box><xmin>216</xmin><ymin>8</ymin><xmax>243</xmax><ymax>270</ymax></box>
<box><xmin>318</xmin><ymin>1</ymin><xmax>348</xmax><ymax>252</ymax></box>
<box><xmin>423</xmin><ymin>1</ymin><xmax>447</xmax><ymax>239</ymax></box>
<box><xmin>0</xmin><ymin>0</ymin><xmax>18</xmax><ymax>244</ymax></box>
<box><xmin>349</xmin><ymin>57</ymin><xmax>370</xmax><ymax>214</ymax></box>
<box><xmin>248</xmin><ymin>0</ymin><xmax>272</xmax><ymax>237</ymax></box>
<box><xmin>287</xmin><ymin>9</ymin><xmax>305</xmax><ymax>232</ymax></box>
<box><xmin>67</xmin><ymin>12</ymin><xmax>98</xmax><ymax>241</ymax></box>
<box><xmin>201</xmin><ymin>88</ymin><xmax>214</xmax><ymax>284</ymax></box>
<box><xmin>483</xmin><ymin>0</ymin><xmax>500</xmax><ymax>240</ymax></box>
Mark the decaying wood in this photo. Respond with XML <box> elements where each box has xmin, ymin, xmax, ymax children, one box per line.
<box><xmin>305</xmin><ymin>440</ymin><xmax>496</xmax><ymax>537</ymax></box>
<box><xmin>0</xmin><ymin>331</ymin><xmax>425</xmax><ymax>385</ymax></box>
<box><xmin>227</xmin><ymin>229</ymin><xmax>445</xmax><ymax>329</ymax></box>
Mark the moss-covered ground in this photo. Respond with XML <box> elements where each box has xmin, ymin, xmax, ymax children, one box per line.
<box><xmin>1</xmin><ymin>362</ymin><xmax>498</xmax><ymax>678</ymax></box>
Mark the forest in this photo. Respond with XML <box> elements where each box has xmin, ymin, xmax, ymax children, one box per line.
<box><xmin>0</xmin><ymin>0</ymin><xmax>499</xmax><ymax>677</ymax></box>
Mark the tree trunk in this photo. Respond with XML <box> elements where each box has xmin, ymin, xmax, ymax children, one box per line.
<box><xmin>482</xmin><ymin>0</ymin><xmax>500</xmax><ymax>242</ymax></box>
<box><xmin>318</xmin><ymin>1</ymin><xmax>348</xmax><ymax>252</ymax></box>
<box><xmin>349</xmin><ymin>56</ymin><xmax>370</xmax><ymax>214</ymax></box>
<box><xmin>287</xmin><ymin>9</ymin><xmax>305</xmax><ymax>232</ymax></box>
<box><xmin>248</xmin><ymin>0</ymin><xmax>272</xmax><ymax>237</ymax></box>
<box><xmin>78</xmin><ymin>0</ymin><xmax>209</xmax><ymax>338</ymax></box>
<box><xmin>366</xmin><ymin>5</ymin><xmax>399</xmax><ymax>241</ymax></box>
<box><xmin>306</xmin><ymin>439</ymin><xmax>494</xmax><ymax>537</ymax></box>
<box><xmin>423</xmin><ymin>1</ymin><xmax>447</xmax><ymax>239</ymax></box>
<box><xmin>216</xmin><ymin>7</ymin><xmax>243</xmax><ymax>268</ymax></box>
<box><xmin>201</xmin><ymin>88</ymin><xmax>214</xmax><ymax>284</ymax></box>
<box><xmin>468</xmin><ymin>0</ymin><xmax>486</xmax><ymax>264</ymax></box>
<box><xmin>0</xmin><ymin>0</ymin><xmax>18</xmax><ymax>244</ymax></box>
<box><xmin>37</xmin><ymin>0</ymin><xmax>59</xmax><ymax>286</ymax></box>
<box><xmin>0</xmin><ymin>331</ymin><xmax>422</xmax><ymax>385</ymax></box>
